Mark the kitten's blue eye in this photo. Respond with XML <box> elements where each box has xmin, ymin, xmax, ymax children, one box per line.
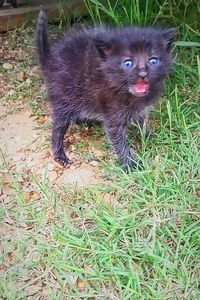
<box><xmin>149</xmin><ymin>57</ymin><xmax>159</xmax><ymax>66</ymax></box>
<box><xmin>122</xmin><ymin>59</ymin><xmax>134</xmax><ymax>69</ymax></box>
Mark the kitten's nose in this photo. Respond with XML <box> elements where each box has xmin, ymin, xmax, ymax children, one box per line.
<box><xmin>138</xmin><ymin>71</ymin><xmax>147</xmax><ymax>79</ymax></box>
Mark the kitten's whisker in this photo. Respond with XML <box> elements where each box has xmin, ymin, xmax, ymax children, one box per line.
<box><xmin>114</xmin><ymin>81</ymin><xmax>127</xmax><ymax>97</ymax></box>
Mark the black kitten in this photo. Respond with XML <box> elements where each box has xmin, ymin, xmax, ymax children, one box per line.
<box><xmin>36</xmin><ymin>10</ymin><xmax>176</xmax><ymax>171</ymax></box>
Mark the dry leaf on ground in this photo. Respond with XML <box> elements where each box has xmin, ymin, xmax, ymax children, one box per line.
<box><xmin>76</xmin><ymin>278</ymin><xmax>85</xmax><ymax>290</ymax></box>
<box><xmin>47</xmin><ymin>210</ymin><xmax>54</xmax><ymax>221</ymax></box>
<box><xmin>23</xmin><ymin>191</ymin><xmax>40</xmax><ymax>203</ymax></box>
<box><xmin>49</xmin><ymin>158</ymin><xmax>65</xmax><ymax>170</ymax></box>
<box><xmin>16</xmin><ymin>71</ymin><xmax>26</xmax><ymax>81</ymax></box>
<box><xmin>36</xmin><ymin>116</ymin><xmax>46</xmax><ymax>125</ymax></box>
<box><xmin>98</xmin><ymin>192</ymin><xmax>113</xmax><ymax>205</ymax></box>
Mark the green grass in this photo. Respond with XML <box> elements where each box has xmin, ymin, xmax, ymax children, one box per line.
<box><xmin>84</xmin><ymin>0</ymin><xmax>168</xmax><ymax>26</ymax></box>
<box><xmin>0</xmin><ymin>1</ymin><xmax>200</xmax><ymax>299</ymax></box>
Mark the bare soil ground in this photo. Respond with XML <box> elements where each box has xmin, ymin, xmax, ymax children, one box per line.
<box><xmin>0</xmin><ymin>109</ymin><xmax>104</xmax><ymax>188</ymax></box>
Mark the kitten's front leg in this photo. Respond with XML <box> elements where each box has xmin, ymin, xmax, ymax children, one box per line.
<box><xmin>136</xmin><ymin>109</ymin><xmax>156</xmax><ymax>138</ymax></box>
<box><xmin>104</xmin><ymin>118</ymin><xmax>140</xmax><ymax>171</ymax></box>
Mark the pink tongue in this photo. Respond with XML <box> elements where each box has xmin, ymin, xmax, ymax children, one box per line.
<box><xmin>133</xmin><ymin>81</ymin><xmax>148</xmax><ymax>93</ymax></box>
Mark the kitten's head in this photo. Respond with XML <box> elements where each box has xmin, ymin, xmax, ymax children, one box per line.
<box><xmin>94</xmin><ymin>27</ymin><xmax>176</xmax><ymax>97</ymax></box>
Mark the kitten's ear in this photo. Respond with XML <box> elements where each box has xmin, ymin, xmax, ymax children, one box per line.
<box><xmin>94</xmin><ymin>38</ymin><xmax>112</xmax><ymax>59</ymax></box>
<box><xmin>161</xmin><ymin>28</ymin><xmax>177</xmax><ymax>51</ymax></box>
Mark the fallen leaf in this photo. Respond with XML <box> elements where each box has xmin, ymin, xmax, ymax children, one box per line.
<box><xmin>25</xmin><ymin>78</ymin><xmax>32</xmax><ymax>84</ymax></box>
<box><xmin>3</xmin><ymin>186</ymin><xmax>13</xmax><ymax>196</ymax></box>
<box><xmin>7</xmin><ymin>252</ymin><xmax>14</xmax><ymax>262</ymax></box>
<box><xmin>31</xmin><ymin>192</ymin><xmax>40</xmax><ymax>200</ymax></box>
<box><xmin>66</xmin><ymin>135</ymin><xmax>75</xmax><ymax>144</ymax></box>
<box><xmin>24</xmin><ymin>193</ymin><xmax>32</xmax><ymax>202</ymax></box>
<box><xmin>36</xmin><ymin>115</ymin><xmax>46</xmax><ymax>125</ymax></box>
<box><xmin>3</xmin><ymin>253</ymin><xmax>14</xmax><ymax>266</ymax></box>
<box><xmin>29</xmin><ymin>111</ymin><xmax>35</xmax><ymax>117</ymax></box>
<box><xmin>23</xmin><ymin>191</ymin><xmax>40</xmax><ymax>203</ymax></box>
<box><xmin>90</xmin><ymin>147</ymin><xmax>104</xmax><ymax>157</ymax></box>
<box><xmin>98</xmin><ymin>192</ymin><xmax>113</xmax><ymax>205</ymax></box>
<box><xmin>16</xmin><ymin>71</ymin><xmax>26</xmax><ymax>81</ymax></box>
<box><xmin>47</xmin><ymin>211</ymin><xmax>54</xmax><ymax>221</ymax></box>
<box><xmin>50</xmin><ymin>158</ymin><xmax>65</xmax><ymax>170</ymax></box>
<box><xmin>1</xmin><ymin>173</ymin><xmax>11</xmax><ymax>184</ymax></box>
<box><xmin>40</xmin><ymin>149</ymin><xmax>51</xmax><ymax>159</ymax></box>
<box><xmin>76</xmin><ymin>278</ymin><xmax>85</xmax><ymax>289</ymax></box>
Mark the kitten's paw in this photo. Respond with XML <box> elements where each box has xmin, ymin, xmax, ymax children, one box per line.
<box><xmin>136</xmin><ymin>124</ymin><xmax>156</xmax><ymax>140</ymax></box>
<box><xmin>145</xmin><ymin>130</ymin><xmax>156</xmax><ymax>139</ymax></box>
<box><xmin>144</xmin><ymin>124</ymin><xmax>156</xmax><ymax>139</ymax></box>
<box><xmin>123</xmin><ymin>162</ymin><xmax>143</xmax><ymax>173</ymax></box>
<box><xmin>54</xmin><ymin>152</ymin><xmax>70</xmax><ymax>167</ymax></box>
<box><xmin>122</xmin><ymin>156</ymin><xmax>143</xmax><ymax>172</ymax></box>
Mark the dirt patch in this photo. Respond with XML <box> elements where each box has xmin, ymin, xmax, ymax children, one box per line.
<box><xmin>57</xmin><ymin>164</ymin><xmax>100</xmax><ymax>187</ymax></box>
<box><xmin>0</xmin><ymin>109</ymin><xmax>102</xmax><ymax>188</ymax></box>
<box><xmin>0</xmin><ymin>110</ymin><xmax>36</xmax><ymax>157</ymax></box>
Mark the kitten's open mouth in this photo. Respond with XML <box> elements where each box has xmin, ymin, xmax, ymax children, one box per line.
<box><xmin>129</xmin><ymin>80</ymin><xmax>149</xmax><ymax>97</ymax></box>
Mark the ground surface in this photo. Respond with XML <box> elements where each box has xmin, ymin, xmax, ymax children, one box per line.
<box><xmin>0</xmin><ymin>15</ymin><xmax>200</xmax><ymax>300</ymax></box>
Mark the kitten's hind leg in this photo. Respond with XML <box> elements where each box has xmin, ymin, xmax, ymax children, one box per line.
<box><xmin>51</xmin><ymin>115</ymin><xmax>71</xmax><ymax>167</ymax></box>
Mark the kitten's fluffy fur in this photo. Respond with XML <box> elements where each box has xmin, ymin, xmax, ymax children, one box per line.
<box><xmin>36</xmin><ymin>10</ymin><xmax>176</xmax><ymax>171</ymax></box>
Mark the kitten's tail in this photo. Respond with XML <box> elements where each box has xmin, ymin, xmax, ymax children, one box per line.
<box><xmin>36</xmin><ymin>10</ymin><xmax>49</xmax><ymax>68</ymax></box>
